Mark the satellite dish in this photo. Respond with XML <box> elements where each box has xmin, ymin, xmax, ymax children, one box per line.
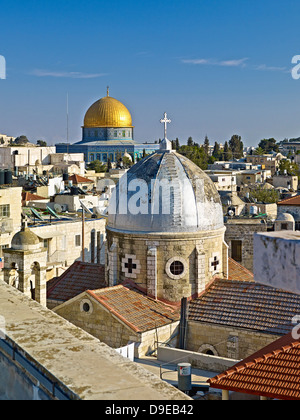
<box><xmin>228</xmin><ymin>210</ymin><xmax>234</xmax><ymax>217</ymax></box>
<box><xmin>54</xmin><ymin>203</ymin><xmax>62</xmax><ymax>213</ymax></box>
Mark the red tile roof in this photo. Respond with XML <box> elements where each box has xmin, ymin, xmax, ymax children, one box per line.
<box><xmin>277</xmin><ymin>195</ymin><xmax>300</xmax><ymax>206</ymax></box>
<box><xmin>188</xmin><ymin>279</ymin><xmax>300</xmax><ymax>336</ymax></box>
<box><xmin>22</xmin><ymin>191</ymin><xmax>46</xmax><ymax>205</ymax></box>
<box><xmin>47</xmin><ymin>261</ymin><xmax>106</xmax><ymax>302</ymax></box>
<box><xmin>208</xmin><ymin>332</ymin><xmax>300</xmax><ymax>400</ymax></box>
<box><xmin>88</xmin><ymin>285</ymin><xmax>180</xmax><ymax>333</ymax></box>
<box><xmin>227</xmin><ymin>258</ymin><xmax>254</xmax><ymax>282</ymax></box>
<box><xmin>69</xmin><ymin>174</ymin><xmax>93</xmax><ymax>184</ymax></box>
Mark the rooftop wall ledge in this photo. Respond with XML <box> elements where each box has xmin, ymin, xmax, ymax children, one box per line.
<box><xmin>253</xmin><ymin>231</ymin><xmax>300</xmax><ymax>294</ymax></box>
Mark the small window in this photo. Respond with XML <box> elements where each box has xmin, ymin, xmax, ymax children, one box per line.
<box><xmin>0</xmin><ymin>204</ymin><xmax>10</xmax><ymax>218</ymax></box>
<box><xmin>83</xmin><ymin>302</ymin><xmax>90</xmax><ymax>313</ymax></box>
<box><xmin>170</xmin><ymin>260</ymin><xmax>184</xmax><ymax>276</ymax></box>
<box><xmin>75</xmin><ymin>235</ymin><xmax>81</xmax><ymax>247</ymax></box>
<box><xmin>231</xmin><ymin>240</ymin><xmax>242</xmax><ymax>262</ymax></box>
<box><xmin>281</xmin><ymin>223</ymin><xmax>288</xmax><ymax>230</ymax></box>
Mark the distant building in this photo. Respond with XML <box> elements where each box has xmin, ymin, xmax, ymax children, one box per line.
<box><xmin>56</xmin><ymin>90</ymin><xmax>160</xmax><ymax>164</ymax></box>
<box><xmin>246</xmin><ymin>153</ymin><xmax>284</xmax><ymax>176</ymax></box>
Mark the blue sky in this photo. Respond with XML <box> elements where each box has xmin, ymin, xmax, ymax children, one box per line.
<box><xmin>1</xmin><ymin>0</ymin><xmax>300</xmax><ymax>147</ymax></box>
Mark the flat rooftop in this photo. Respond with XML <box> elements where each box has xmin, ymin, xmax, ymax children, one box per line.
<box><xmin>0</xmin><ymin>280</ymin><xmax>189</xmax><ymax>400</ymax></box>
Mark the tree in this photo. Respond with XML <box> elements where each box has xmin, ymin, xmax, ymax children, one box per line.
<box><xmin>204</xmin><ymin>136</ymin><xmax>210</xmax><ymax>155</ymax></box>
<box><xmin>187</xmin><ymin>137</ymin><xmax>194</xmax><ymax>147</ymax></box>
<box><xmin>258</xmin><ymin>138</ymin><xmax>279</xmax><ymax>154</ymax></box>
<box><xmin>106</xmin><ymin>158</ymin><xmax>112</xmax><ymax>172</ymax></box>
<box><xmin>279</xmin><ymin>160</ymin><xmax>300</xmax><ymax>177</ymax></box>
<box><xmin>87</xmin><ymin>160</ymin><xmax>107</xmax><ymax>173</ymax></box>
<box><xmin>254</xmin><ymin>146</ymin><xmax>265</xmax><ymax>155</ymax></box>
<box><xmin>175</xmin><ymin>138</ymin><xmax>180</xmax><ymax>151</ymax></box>
<box><xmin>249</xmin><ymin>185</ymin><xmax>280</xmax><ymax>204</ymax></box>
<box><xmin>14</xmin><ymin>135</ymin><xmax>29</xmax><ymax>145</ymax></box>
<box><xmin>223</xmin><ymin>141</ymin><xmax>232</xmax><ymax>161</ymax></box>
<box><xmin>37</xmin><ymin>140</ymin><xmax>47</xmax><ymax>147</ymax></box>
<box><xmin>212</xmin><ymin>142</ymin><xmax>221</xmax><ymax>160</ymax></box>
<box><xmin>177</xmin><ymin>144</ymin><xmax>208</xmax><ymax>170</ymax></box>
<box><xmin>229</xmin><ymin>134</ymin><xmax>244</xmax><ymax>159</ymax></box>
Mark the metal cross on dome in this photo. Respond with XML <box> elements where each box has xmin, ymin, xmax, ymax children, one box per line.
<box><xmin>160</xmin><ymin>112</ymin><xmax>171</xmax><ymax>139</ymax></box>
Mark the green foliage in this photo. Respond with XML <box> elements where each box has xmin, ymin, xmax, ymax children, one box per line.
<box><xmin>187</xmin><ymin>137</ymin><xmax>194</xmax><ymax>147</ymax></box>
<box><xmin>122</xmin><ymin>156</ymin><xmax>133</xmax><ymax>168</ymax></box>
<box><xmin>212</xmin><ymin>142</ymin><xmax>222</xmax><ymax>160</ymax></box>
<box><xmin>223</xmin><ymin>141</ymin><xmax>232</xmax><ymax>161</ymax></box>
<box><xmin>249</xmin><ymin>185</ymin><xmax>280</xmax><ymax>204</ymax></box>
<box><xmin>177</xmin><ymin>144</ymin><xmax>209</xmax><ymax>170</ymax></box>
<box><xmin>278</xmin><ymin>160</ymin><xmax>300</xmax><ymax>176</ymax></box>
<box><xmin>258</xmin><ymin>138</ymin><xmax>279</xmax><ymax>153</ymax></box>
<box><xmin>37</xmin><ymin>140</ymin><xmax>47</xmax><ymax>147</ymax></box>
<box><xmin>229</xmin><ymin>134</ymin><xmax>244</xmax><ymax>159</ymax></box>
<box><xmin>254</xmin><ymin>146</ymin><xmax>265</xmax><ymax>155</ymax></box>
<box><xmin>14</xmin><ymin>135</ymin><xmax>29</xmax><ymax>145</ymax></box>
<box><xmin>87</xmin><ymin>159</ymin><xmax>107</xmax><ymax>173</ymax></box>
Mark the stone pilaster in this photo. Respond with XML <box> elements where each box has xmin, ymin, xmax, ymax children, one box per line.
<box><xmin>147</xmin><ymin>247</ymin><xmax>157</xmax><ymax>299</ymax></box>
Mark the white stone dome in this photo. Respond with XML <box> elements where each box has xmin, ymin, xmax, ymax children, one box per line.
<box><xmin>276</xmin><ymin>213</ymin><xmax>295</xmax><ymax>222</ymax></box>
<box><xmin>108</xmin><ymin>151</ymin><xmax>224</xmax><ymax>233</ymax></box>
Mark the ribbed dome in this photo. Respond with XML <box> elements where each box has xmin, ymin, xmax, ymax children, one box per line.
<box><xmin>84</xmin><ymin>95</ymin><xmax>133</xmax><ymax>128</ymax></box>
<box><xmin>11</xmin><ymin>227</ymin><xmax>41</xmax><ymax>251</ymax></box>
<box><xmin>108</xmin><ymin>151</ymin><xmax>224</xmax><ymax>233</ymax></box>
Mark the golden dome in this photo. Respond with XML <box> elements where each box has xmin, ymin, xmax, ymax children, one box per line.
<box><xmin>84</xmin><ymin>93</ymin><xmax>133</xmax><ymax>128</ymax></box>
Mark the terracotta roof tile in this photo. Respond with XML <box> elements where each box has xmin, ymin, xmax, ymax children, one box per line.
<box><xmin>47</xmin><ymin>261</ymin><xmax>106</xmax><ymax>302</ymax></box>
<box><xmin>277</xmin><ymin>195</ymin><xmax>300</xmax><ymax>206</ymax></box>
<box><xmin>22</xmin><ymin>191</ymin><xmax>46</xmax><ymax>205</ymax></box>
<box><xmin>88</xmin><ymin>285</ymin><xmax>180</xmax><ymax>333</ymax></box>
<box><xmin>227</xmin><ymin>258</ymin><xmax>254</xmax><ymax>282</ymax></box>
<box><xmin>69</xmin><ymin>174</ymin><xmax>93</xmax><ymax>184</ymax></box>
<box><xmin>188</xmin><ymin>279</ymin><xmax>300</xmax><ymax>336</ymax></box>
<box><xmin>208</xmin><ymin>332</ymin><xmax>300</xmax><ymax>400</ymax></box>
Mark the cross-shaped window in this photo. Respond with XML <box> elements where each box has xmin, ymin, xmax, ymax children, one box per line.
<box><xmin>124</xmin><ymin>258</ymin><xmax>137</xmax><ymax>274</ymax></box>
<box><xmin>211</xmin><ymin>256</ymin><xmax>219</xmax><ymax>271</ymax></box>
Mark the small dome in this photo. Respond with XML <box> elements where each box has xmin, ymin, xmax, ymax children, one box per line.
<box><xmin>108</xmin><ymin>151</ymin><xmax>224</xmax><ymax>233</ymax></box>
<box><xmin>84</xmin><ymin>94</ymin><xmax>133</xmax><ymax>128</ymax></box>
<box><xmin>276</xmin><ymin>213</ymin><xmax>295</xmax><ymax>222</ymax></box>
<box><xmin>11</xmin><ymin>227</ymin><xmax>41</xmax><ymax>251</ymax></box>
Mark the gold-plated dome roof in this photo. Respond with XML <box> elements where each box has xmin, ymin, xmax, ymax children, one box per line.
<box><xmin>84</xmin><ymin>92</ymin><xmax>133</xmax><ymax>128</ymax></box>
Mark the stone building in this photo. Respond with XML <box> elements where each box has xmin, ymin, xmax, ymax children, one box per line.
<box><xmin>277</xmin><ymin>195</ymin><xmax>300</xmax><ymax>230</ymax></box>
<box><xmin>187</xmin><ymin>278</ymin><xmax>300</xmax><ymax>360</ymax></box>
<box><xmin>3</xmin><ymin>223</ymin><xmax>48</xmax><ymax>306</ymax></box>
<box><xmin>54</xmin><ymin>284</ymin><xmax>180</xmax><ymax>358</ymax></box>
<box><xmin>56</xmin><ymin>89</ymin><xmax>160</xmax><ymax>164</ymax></box>
<box><xmin>106</xmin><ymin>138</ymin><xmax>228</xmax><ymax>304</ymax></box>
<box><xmin>0</xmin><ymin>186</ymin><xmax>22</xmax><ymax>254</ymax></box>
<box><xmin>224</xmin><ymin>218</ymin><xmax>268</xmax><ymax>271</ymax></box>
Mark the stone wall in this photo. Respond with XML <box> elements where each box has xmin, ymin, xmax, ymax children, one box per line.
<box><xmin>31</xmin><ymin>218</ymin><xmax>106</xmax><ymax>267</ymax></box>
<box><xmin>187</xmin><ymin>321</ymin><xmax>280</xmax><ymax>360</ymax></box>
<box><xmin>106</xmin><ymin>227</ymin><xmax>226</xmax><ymax>303</ymax></box>
<box><xmin>54</xmin><ymin>291</ymin><xmax>180</xmax><ymax>358</ymax></box>
<box><xmin>0</xmin><ymin>280</ymin><xmax>189</xmax><ymax>400</ymax></box>
<box><xmin>225</xmin><ymin>219</ymin><xmax>268</xmax><ymax>271</ymax></box>
<box><xmin>54</xmin><ymin>292</ymin><xmax>138</xmax><ymax>350</ymax></box>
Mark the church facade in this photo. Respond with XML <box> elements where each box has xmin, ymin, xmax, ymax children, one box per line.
<box><xmin>56</xmin><ymin>90</ymin><xmax>160</xmax><ymax>165</ymax></box>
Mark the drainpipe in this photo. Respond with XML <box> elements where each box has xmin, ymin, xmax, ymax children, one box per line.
<box><xmin>179</xmin><ymin>297</ymin><xmax>188</xmax><ymax>350</ymax></box>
